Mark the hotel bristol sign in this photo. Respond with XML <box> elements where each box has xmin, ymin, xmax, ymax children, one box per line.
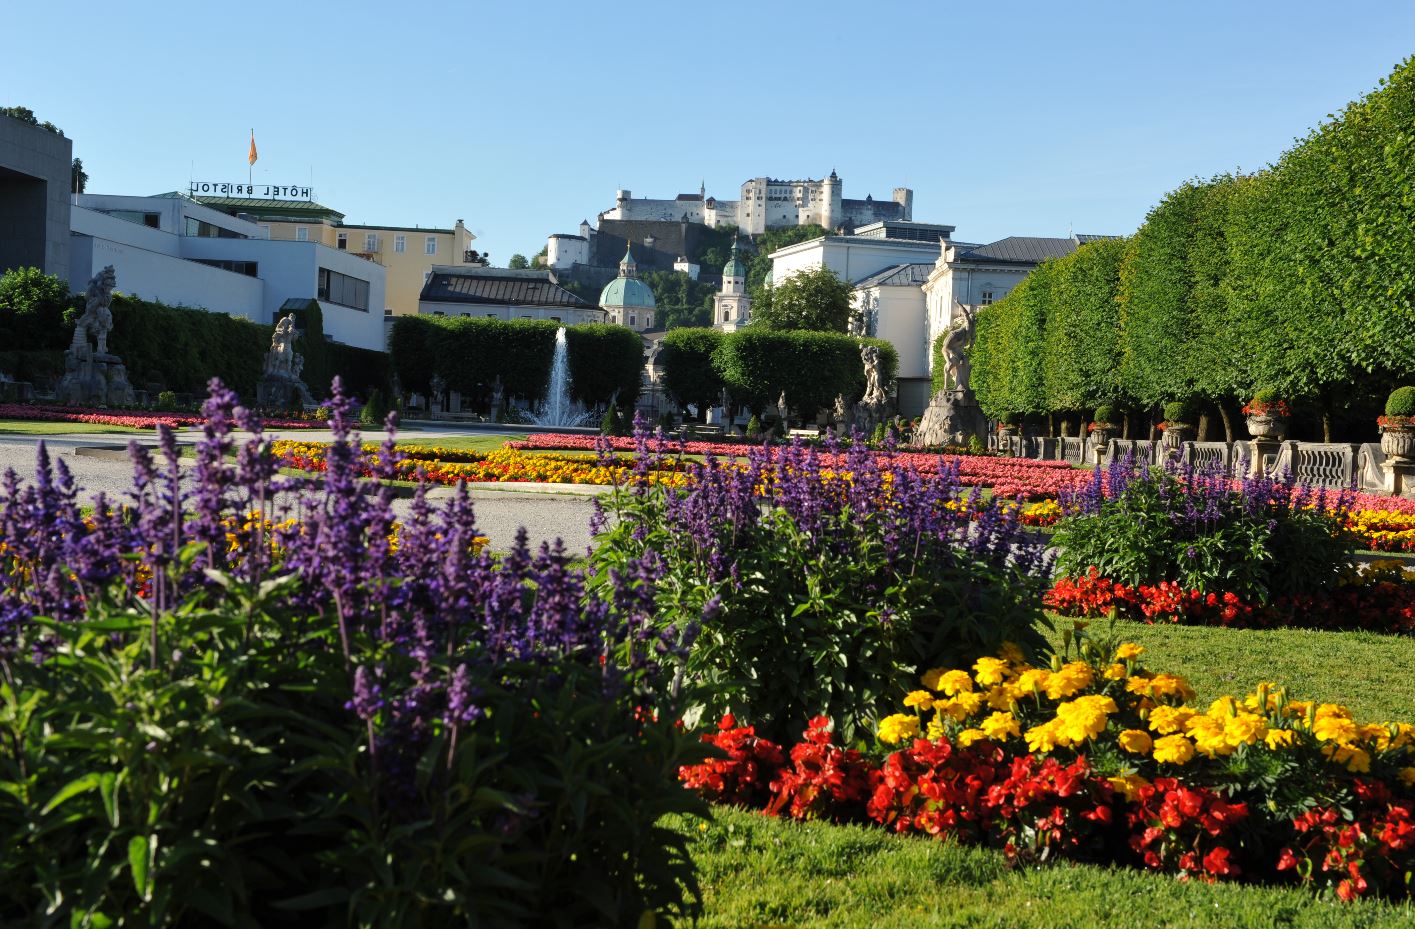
<box><xmin>188</xmin><ymin>181</ymin><xmax>313</xmax><ymax>200</ymax></box>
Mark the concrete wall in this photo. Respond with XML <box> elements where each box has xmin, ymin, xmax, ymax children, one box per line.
<box><xmin>69</xmin><ymin>230</ymin><xmax>264</xmax><ymax>320</ymax></box>
<box><xmin>770</xmin><ymin>237</ymin><xmax>942</xmax><ymax>288</ymax></box>
<box><xmin>76</xmin><ymin>194</ymin><xmax>263</xmax><ymax>238</ymax></box>
<box><xmin>547</xmin><ymin>234</ymin><xmax>588</xmax><ymax>269</ymax></box>
<box><xmin>923</xmin><ymin>261</ymin><xmax>1031</xmax><ymax>374</ymax></box>
<box><xmin>865</xmin><ymin>285</ymin><xmax>929</xmax><ymax>380</ymax></box>
<box><xmin>0</xmin><ymin>115</ymin><xmax>72</xmax><ymax>281</ymax></box>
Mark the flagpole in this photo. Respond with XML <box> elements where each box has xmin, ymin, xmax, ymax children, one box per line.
<box><xmin>248</xmin><ymin>128</ymin><xmax>253</xmax><ymax>191</ymax></box>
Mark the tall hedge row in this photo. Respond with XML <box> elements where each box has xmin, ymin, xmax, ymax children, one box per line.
<box><xmin>970</xmin><ymin>56</ymin><xmax>1415</xmax><ymax>440</ymax></box>
<box><xmin>389</xmin><ymin>316</ymin><xmax>643</xmax><ymax>409</ymax></box>
<box><xmin>655</xmin><ymin>327</ymin><xmax>897</xmax><ymax>419</ymax></box>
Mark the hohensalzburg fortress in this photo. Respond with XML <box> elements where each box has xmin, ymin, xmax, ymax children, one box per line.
<box><xmin>600</xmin><ymin>170</ymin><xmax>913</xmax><ymax>235</ymax></box>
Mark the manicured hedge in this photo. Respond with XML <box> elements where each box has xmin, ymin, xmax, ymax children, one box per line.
<box><xmin>658</xmin><ymin>328</ymin><xmax>726</xmax><ymax>414</ymax></box>
<box><xmin>970</xmin><ymin>55</ymin><xmax>1415</xmax><ymax>440</ymax></box>
<box><xmin>106</xmin><ymin>295</ymin><xmax>269</xmax><ymax>397</ymax></box>
<box><xmin>712</xmin><ymin>330</ymin><xmax>898</xmax><ymax>418</ymax></box>
<box><xmin>389</xmin><ymin>315</ymin><xmax>642</xmax><ymax>410</ymax></box>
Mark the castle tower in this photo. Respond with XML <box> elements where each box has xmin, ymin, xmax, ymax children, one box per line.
<box><xmin>713</xmin><ymin>239</ymin><xmax>751</xmax><ymax>332</ymax></box>
<box><xmin>821</xmin><ymin>169</ymin><xmax>842</xmax><ymax>231</ymax></box>
<box><xmin>893</xmin><ymin>187</ymin><xmax>914</xmax><ymax>221</ymax></box>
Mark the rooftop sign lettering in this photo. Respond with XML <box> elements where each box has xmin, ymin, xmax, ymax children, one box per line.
<box><xmin>189</xmin><ymin>181</ymin><xmax>313</xmax><ymax>200</ymax></box>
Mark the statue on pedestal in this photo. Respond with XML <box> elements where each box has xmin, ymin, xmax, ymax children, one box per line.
<box><xmin>57</xmin><ymin>265</ymin><xmax>135</xmax><ymax>406</ymax></box>
<box><xmin>913</xmin><ymin>304</ymin><xmax>985</xmax><ymax>448</ymax></box>
<box><xmin>256</xmin><ymin>314</ymin><xmax>315</xmax><ymax>409</ymax></box>
<box><xmin>852</xmin><ymin>343</ymin><xmax>890</xmax><ymax>436</ymax></box>
<box><xmin>776</xmin><ymin>391</ymin><xmax>789</xmax><ymax>433</ymax></box>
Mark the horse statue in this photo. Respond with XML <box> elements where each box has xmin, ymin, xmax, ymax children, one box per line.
<box><xmin>71</xmin><ymin>265</ymin><xmax>117</xmax><ymax>356</ymax></box>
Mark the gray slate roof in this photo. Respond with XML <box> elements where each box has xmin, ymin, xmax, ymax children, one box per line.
<box><xmin>853</xmin><ymin>263</ymin><xmax>935</xmax><ymax>288</ymax></box>
<box><xmin>420</xmin><ymin>268</ymin><xmax>592</xmax><ymax>308</ymax></box>
<box><xmin>957</xmin><ymin>237</ymin><xmax>1079</xmax><ymax>264</ymax></box>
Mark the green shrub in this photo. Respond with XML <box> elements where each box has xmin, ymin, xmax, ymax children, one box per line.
<box><xmin>1162</xmin><ymin>400</ymin><xmax>1194</xmax><ymax>425</ymax></box>
<box><xmin>601</xmin><ymin>404</ymin><xmax>621</xmax><ymax>436</ymax></box>
<box><xmin>1386</xmin><ymin>386</ymin><xmax>1415</xmax><ymax>418</ymax></box>
<box><xmin>565</xmin><ymin>323</ymin><xmax>644</xmax><ymax>409</ymax></box>
<box><xmin>389</xmin><ymin>316</ymin><xmax>558</xmax><ymax>407</ymax></box>
<box><xmin>359</xmin><ymin>388</ymin><xmax>387</xmax><ymax>426</ymax></box>
<box><xmin>155</xmin><ymin>390</ymin><xmax>178</xmax><ymax>411</ymax></box>
<box><xmin>659</xmin><ymin>328</ymin><xmax>725</xmax><ymax>415</ymax></box>
<box><xmin>746</xmin><ymin>414</ymin><xmax>761</xmax><ymax>437</ymax></box>
<box><xmin>1252</xmin><ymin>386</ymin><xmax>1282</xmax><ymax>407</ymax></box>
<box><xmin>1093</xmin><ymin>404</ymin><xmax>1117</xmax><ymax>426</ymax></box>
<box><xmin>1054</xmin><ymin>461</ymin><xmax>1354</xmax><ymax>604</ymax></box>
<box><xmin>713</xmin><ymin>330</ymin><xmax>897</xmax><ymax>419</ymax></box>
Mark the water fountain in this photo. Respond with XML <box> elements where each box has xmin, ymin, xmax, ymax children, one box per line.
<box><xmin>528</xmin><ymin>327</ymin><xmax>594</xmax><ymax>427</ymax></box>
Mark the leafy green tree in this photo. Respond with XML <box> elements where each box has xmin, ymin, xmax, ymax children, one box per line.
<box><xmin>689</xmin><ymin>224</ymin><xmax>739</xmax><ymax>272</ymax></box>
<box><xmin>508</xmin><ymin>254</ymin><xmax>530</xmax><ymax>270</ymax></box>
<box><xmin>641</xmin><ymin>270</ymin><xmax>714</xmax><ymax>329</ymax></box>
<box><xmin>658</xmin><ymin>328</ymin><xmax>725</xmax><ymax>416</ymax></box>
<box><xmin>71</xmin><ymin>157</ymin><xmax>87</xmax><ymax>194</ymax></box>
<box><xmin>714</xmin><ymin>329</ymin><xmax>895</xmax><ymax>418</ymax></box>
<box><xmin>751</xmin><ymin>265</ymin><xmax>852</xmax><ymax>333</ymax></box>
<box><xmin>0</xmin><ymin>105</ymin><xmax>60</xmax><ymax>134</ymax></box>
<box><xmin>0</xmin><ymin>266</ymin><xmax>71</xmax><ymax>351</ymax></box>
<box><xmin>1042</xmin><ymin>238</ymin><xmax>1128</xmax><ymax>417</ymax></box>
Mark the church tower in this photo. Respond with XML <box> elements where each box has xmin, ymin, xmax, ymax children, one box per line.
<box><xmin>713</xmin><ymin>239</ymin><xmax>751</xmax><ymax>332</ymax></box>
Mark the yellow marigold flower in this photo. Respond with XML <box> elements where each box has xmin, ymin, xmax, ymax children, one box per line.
<box><xmin>1052</xmin><ymin>695</ymin><xmax>1117</xmax><ymax>745</ymax></box>
<box><xmin>1148</xmin><ymin>705</ymin><xmax>1195</xmax><ymax>735</ymax></box>
<box><xmin>925</xmin><ymin>712</ymin><xmax>947</xmax><ymax>742</ymax></box>
<box><xmin>1324</xmin><ymin>744</ymin><xmax>1372</xmax><ymax>774</ymax></box>
<box><xmin>1224</xmin><ymin>713</ymin><xmax>1268</xmax><ymax>748</ymax></box>
<box><xmin>1148</xmin><ymin>673</ymin><xmax>1197</xmax><ymax>702</ymax></box>
<box><xmin>1265</xmin><ymin>728</ymin><xmax>1297</xmax><ymax>750</ymax></box>
<box><xmin>1025</xmin><ymin>721</ymin><xmax>1061</xmax><ymax>753</ymax></box>
<box><xmin>1393</xmin><ymin>724</ymin><xmax>1415</xmax><ymax>750</ymax></box>
<box><xmin>973</xmin><ymin>656</ymin><xmax>1009</xmax><ymax>686</ymax></box>
<box><xmin>980</xmin><ymin>711</ymin><xmax>1021</xmax><ymax>741</ymax></box>
<box><xmin>1118</xmin><ymin>729</ymin><xmax>1154</xmax><ymax>754</ymax></box>
<box><xmin>1152</xmin><ymin>734</ymin><xmax>1196</xmax><ymax>765</ymax></box>
<box><xmin>1109</xmin><ymin>773</ymin><xmax>1150</xmax><ymax>802</ymax></box>
<box><xmin>1103</xmin><ymin>663</ymin><xmax>1127</xmax><ymax>681</ymax></box>
<box><xmin>999</xmin><ymin>642</ymin><xmax>1026</xmax><ymax>663</ymax></box>
<box><xmin>1399</xmin><ymin>767</ymin><xmax>1415</xmax><ymax>787</ymax></box>
<box><xmin>1016</xmin><ymin>668</ymin><xmax>1050</xmax><ymax>695</ymax></box>
<box><xmin>1284</xmin><ymin>700</ymin><xmax>1312</xmax><ymax>719</ymax></box>
<box><xmin>903</xmin><ymin>690</ymin><xmax>935</xmax><ymax>711</ymax></box>
<box><xmin>938</xmin><ymin>670</ymin><xmax>975</xmax><ymax>696</ymax></box>
<box><xmin>1185</xmin><ymin>716</ymin><xmax>1234</xmax><ymax>758</ymax></box>
<box><xmin>952</xmin><ymin>691</ymin><xmax>986</xmax><ymax>717</ymax></box>
<box><xmin>1126</xmin><ymin>675</ymin><xmax>1155</xmax><ymax>696</ymax></box>
<box><xmin>1313</xmin><ymin>714</ymin><xmax>1359</xmax><ymax>746</ymax></box>
<box><xmin>920</xmin><ymin>667</ymin><xmax>947</xmax><ymax>691</ymax></box>
<box><xmin>1357</xmin><ymin>723</ymin><xmax>1390</xmax><ymax>747</ymax></box>
<box><xmin>1045</xmin><ymin>662</ymin><xmax>1095</xmax><ymax>700</ymax></box>
<box><xmin>986</xmin><ymin>685</ymin><xmax>1017</xmax><ymax>711</ymax></box>
<box><xmin>877</xmin><ymin>713</ymin><xmax>921</xmax><ymax>745</ymax></box>
<box><xmin>957</xmin><ymin>728</ymin><xmax>987</xmax><ymax>748</ymax></box>
<box><xmin>1115</xmin><ymin>643</ymin><xmax>1145</xmax><ymax>661</ymax></box>
<box><xmin>1208</xmin><ymin>696</ymin><xmax>1238</xmax><ymax>717</ymax></box>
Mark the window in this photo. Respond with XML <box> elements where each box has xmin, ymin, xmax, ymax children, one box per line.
<box><xmin>365</xmin><ymin>233</ymin><xmax>378</xmax><ymax>252</ymax></box>
<box><xmin>486</xmin><ymin>313</ymin><xmax>497</xmax><ymax>318</ymax></box>
<box><xmin>980</xmin><ymin>290</ymin><xmax>995</xmax><ymax>306</ymax></box>
<box><xmin>194</xmin><ymin>259</ymin><xmax>259</xmax><ymax>277</ymax></box>
<box><xmin>337</xmin><ymin>233</ymin><xmax>348</xmax><ymax>250</ymax></box>
<box><xmin>316</xmin><ymin>267</ymin><xmax>371</xmax><ymax>311</ymax></box>
<box><xmin>550</xmin><ymin>316</ymin><xmax>561</xmax><ymax>323</ymax></box>
<box><xmin>724</xmin><ymin>311</ymin><xmax>730</xmax><ymax>322</ymax></box>
<box><xmin>384</xmin><ymin>307</ymin><xmax>393</xmax><ymax>317</ymax></box>
<box><xmin>296</xmin><ymin>227</ymin><xmax>308</xmax><ymax>242</ymax></box>
<box><xmin>395</xmin><ymin>234</ymin><xmax>406</xmax><ymax>253</ymax></box>
<box><xmin>425</xmin><ymin>236</ymin><xmax>437</xmax><ymax>255</ymax></box>
<box><xmin>629</xmin><ymin>315</ymin><xmax>636</xmax><ymax>327</ymax></box>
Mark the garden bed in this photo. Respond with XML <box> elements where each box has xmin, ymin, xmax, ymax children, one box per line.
<box><xmin>0</xmin><ymin>402</ymin><xmax>317</xmax><ymax>430</ymax></box>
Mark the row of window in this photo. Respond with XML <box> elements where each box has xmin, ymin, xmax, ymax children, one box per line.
<box><xmin>324</xmin><ymin>231</ymin><xmax>439</xmax><ymax>255</ymax></box>
<box><xmin>317</xmin><ymin>267</ymin><xmax>370</xmax><ymax>311</ymax></box>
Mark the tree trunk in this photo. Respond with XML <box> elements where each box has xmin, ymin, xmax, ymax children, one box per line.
<box><xmin>1047</xmin><ymin>412</ymin><xmax>1056</xmax><ymax>438</ymax></box>
<box><xmin>1197</xmin><ymin>412</ymin><xmax>1211</xmax><ymax>442</ymax></box>
<box><xmin>1322</xmin><ymin>409</ymin><xmax>1333</xmax><ymax>443</ymax></box>
<box><xmin>1217</xmin><ymin>402</ymin><xmax>1234</xmax><ymax>444</ymax></box>
<box><xmin>1122</xmin><ymin>412</ymin><xmax>1131</xmax><ymax>440</ymax></box>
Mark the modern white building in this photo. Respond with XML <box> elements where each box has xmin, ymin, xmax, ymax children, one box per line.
<box><xmin>68</xmin><ymin>193</ymin><xmax>387</xmax><ymax>351</ymax></box>
<box><xmin>599</xmin><ymin>170</ymin><xmax>913</xmax><ymax>235</ymax></box>
<box><xmin>418</xmin><ymin>266</ymin><xmax>605</xmax><ymax>324</ymax></box>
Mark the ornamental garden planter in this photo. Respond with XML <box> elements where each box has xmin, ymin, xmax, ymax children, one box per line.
<box><xmin>1160</xmin><ymin>424</ymin><xmax>1193</xmax><ymax>450</ymax></box>
<box><xmin>1245</xmin><ymin>414</ymin><xmax>1288</xmax><ymax>441</ymax></box>
<box><xmin>1382</xmin><ymin>424</ymin><xmax>1415</xmax><ymax>462</ymax></box>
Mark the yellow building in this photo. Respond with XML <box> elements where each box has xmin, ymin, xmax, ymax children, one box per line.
<box><xmin>190</xmin><ymin>194</ymin><xmax>479</xmax><ymax>317</ymax></box>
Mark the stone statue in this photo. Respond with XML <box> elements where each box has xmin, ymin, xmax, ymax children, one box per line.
<box><xmin>861</xmin><ymin>344</ymin><xmax>887</xmax><ymax>407</ymax></box>
<box><xmin>832</xmin><ymin>393</ymin><xmax>848</xmax><ymax>427</ymax></box>
<box><xmin>490</xmin><ymin>375</ymin><xmax>505</xmax><ymax>415</ymax></box>
<box><xmin>57</xmin><ymin>266</ymin><xmax>134</xmax><ymax>406</ymax></box>
<box><xmin>776</xmin><ymin>391</ymin><xmax>789</xmax><ymax>431</ymax></box>
<box><xmin>256</xmin><ymin>314</ymin><xmax>314</xmax><ymax>409</ymax></box>
<box><xmin>940</xmin><ymin>303</ymin><xmax>976</xmax><ymax>392</ymax></box>
<box><xmin>429</xmin><ymin>373</ymin><xmax>447</xmax><ymax>412</ymax></box>
<box><xmin>71</xmin><ymin>265</ymin><xmax>116</xmax><ymax>356</ymax></box>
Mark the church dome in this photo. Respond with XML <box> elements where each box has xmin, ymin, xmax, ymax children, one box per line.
<box><xmin>600</xmin><ymin>275</ymin><xmax>656</xmax><ymax>308</ymax></box>
<box><xmin>723</xmin><ymin>241</ymin><xmax>747</xmax><ymax>279</ymax></box>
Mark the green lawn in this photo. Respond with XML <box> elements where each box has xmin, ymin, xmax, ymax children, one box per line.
<box><xmin>673</xmin><ymin>619</ymin><xmax>1415</xmax><ymax>928</ymax></box>
<box><xmin>395</xmin><ymin>433</ymin><xmax>524</xmax><ymax>453</ymax></box>
<box><xmin>0</xmin><ymin>418</ymin><xmax>143</xmax><ymax>435</ymax></box>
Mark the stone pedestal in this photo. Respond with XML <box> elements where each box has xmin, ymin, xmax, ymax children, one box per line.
<box><xmin>911</xmin><ymin>388</ymin><xmax>986</xmax><ymax>449</ymax></box>
<box><xmin>256</xmin><ymin>374</ymin><xmax>314</xmax><ymax>410</ymax></box>
<box><xmin>1089</xmin><ymin>436</ymin><xmax>1112</xmax><ymax>468</ymax></box>
<box><xmin>1380</xmin><ymin>459</ymin><xmax>1415</xmax><ymax>499</ymax></box>
<box><xmin>1248</xmin><ymin>437</ymin><xmax>1283</xmax><ymax>477</ymax></box>
<box><xmin>56</xmin><ymin>349</ymin><xmax>135</xmax><ymax>407</ymax></box>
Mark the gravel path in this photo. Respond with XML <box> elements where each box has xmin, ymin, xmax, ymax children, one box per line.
<box><xmin>0</xmin><ymin>433</ymin><xmax>600</xmax><ymax>554</ymax></box>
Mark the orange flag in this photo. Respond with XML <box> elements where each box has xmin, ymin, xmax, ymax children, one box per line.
<box><xmin>248</xmin><ymin>130</ymin><xmax>258</xmax><ymax>166</ymax></box>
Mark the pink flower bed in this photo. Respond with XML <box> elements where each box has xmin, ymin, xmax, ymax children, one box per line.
<box><xmin>0</xmin><ymin>404</ymin><xmax>316</xmax><ymax>431</ymax></box>
<box><xmin>510</xmin><ymin>433</ymin><xmax>1087</xmax><ymax>500</ymax></box>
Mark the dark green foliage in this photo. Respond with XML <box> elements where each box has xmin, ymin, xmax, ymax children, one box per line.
<box><xmin>689</xmin><ymin>224</ymin><xmax>739</xmax><ymax>272</ymax></box>
<box><xmin>745</xmin><ymin>414</ymin><xmax>761</xmax><ymax>437</ymax></box>
<box><xmin>931</xmin><ymin>332</ymin><xmax>949</xmax><ymax>393</ymax></box>
<box><xmin>389</xmin><ymin>315</ymin><xmax>557</xmax><ymax>404</ymax></box>
<box><xmin>564</xmin><ymin>323</ymin><xmax>644</xmax><ymax>408</ymax></box>
<box><xmin>641</xmin><ymin>270</ymin><xmax>715</xmax><ymax>329</ymax></box>
<box><xmin>1162</xmin><ymin>400</ymin><xmax>1194</xmax><ymax>425</ymax></box>
<box><xmin>507</xmin><ymin>254</ymin><xmax>530</xmax><ymax>270</ymax></box>
<box><xmin>0</xmin><ymin>267</ymin><xmax>70</xmax><ymax>352</ymax></box>
<box><xmin>359</xmin><ymin>388</ymin><xmax>387</xmax><ymax>425</ymax></box>
<box><xmin>971</xmin><ymin>270</ymin><xmax>1049</xmax><ymax>421</ymax></box>
<box><xmin>155</xmin><ymin>390</ymin><xmax>178</xmax><ymax>411</ymax></box>
<box><xmin>601</xmin><ymin>404</ymin><xmax>621</xmax><ymax>436</ymax></box>
<box><xmin>750</xmin><ymin>265</ymin><xmax>853</xmax><ymax>333</ymax></box>
<box><xmin>105</xmin><ymin>295</ymin><xmax>268</xmax><ymax>396</ymax></box>
<box><xmin>1387</xmin><ymin>386</ymin><xmax>1415</xmax><ymax>418</ymax></box>
<box><xmin>1252</xmin><ymin>387</ymin><xmax>1282</xmax><ymax>407</ymax></box>
<box><xmin>1094</xmin><ymin>404</ymin><xmax>1117</xmax><ymax>426</ymax></box>
<box><xmin>1043</xmin><ymin>239</ymin><xmax>1128</xmax><ymax>412</ymax></box>
<box><xmin>713</xmin><ymin>330</ymin><xmax>897</xmax><ymax>419</ymax></box>
<box><xmin>658</xmin><ymin>328</ymin><xmax>725</xmax><ymax>415</ymax></box>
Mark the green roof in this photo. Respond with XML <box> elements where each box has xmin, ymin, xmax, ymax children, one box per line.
<box><xmin>599</xmin><ymin>276</ymin><xmax>656</xmax><ymax>309</ymax></box>
<box><xmin>723</xmin><ymin>240</ymin><xmax>747</xmax><ymax>278</ymax></box>
<box><xmin>188</xmin><ymin>195</ymin><xmax>344</xmax><ymax>222</ymax></box>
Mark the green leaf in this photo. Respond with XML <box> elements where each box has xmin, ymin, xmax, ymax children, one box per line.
<box><xmin>41</xmin><ymin>773</ymin><xmax>100</xmax><ymax>814</ymax></box>
<box><xmin>128</xmin><ymin>833</ymin><xmax>154</xmax><ymax>901</ymax></box>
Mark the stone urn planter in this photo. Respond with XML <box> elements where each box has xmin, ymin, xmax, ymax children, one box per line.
<box><xmin>1160</xmin><ymin>423</ymin><xmax>1193</xmax><ymax>449</ymax></box>
<box><xmin>1245</xmin><ymin>414</ymin><xmax>1288</xmax><ymax>440</ymax></box>
<box><xmin>1382</xmin><ymin>424</ymin><xmax>1415</xmax><ymax>461</ymax></box>
<box><xmin>1089</xmin><ymin>426</ymin><xmax>1115</xmax><ymax>447</ymax></box>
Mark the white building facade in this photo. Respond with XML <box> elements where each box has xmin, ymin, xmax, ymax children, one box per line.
<box><xmin>69</xmin><ymin>193</ymin><xmax>387</xmax><ymax>351</ymax></box>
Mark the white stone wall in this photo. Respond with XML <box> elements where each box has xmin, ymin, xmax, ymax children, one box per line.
<box><xmin>854</xmin><ymin>284</ymin><xmax>928</xmax><ymax>380</ymax></box>
<box><xmin>546</xmin><ymin>234</ymin><xmax>588</xmax><ymax>270</ymax></box>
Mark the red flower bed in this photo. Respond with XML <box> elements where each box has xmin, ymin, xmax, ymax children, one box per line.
<box><xmin>1045</xmin><ymin>567</ymin><xmax>1415</xmax><ymax>633</ymax></box>
<box><xmin>0</xmin><ymin>404</ymin><xmax>316</xmax><ymax>430</ymax></box>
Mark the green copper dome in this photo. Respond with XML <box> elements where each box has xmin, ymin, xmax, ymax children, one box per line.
<box><xmin>723</xmin><ymin>241</ymin><xmax>747</xmax><ymax>279</ymax></box>
<box><xmin>599</xmin><ymin>275</ymin><xmax>656</xmax><ymax>308</ymax></box>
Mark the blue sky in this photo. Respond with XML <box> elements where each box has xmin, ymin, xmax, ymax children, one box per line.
<box><xmin>5</xmin><ymin>0</ymin><xmax>1413</xmax><ymax>261</ymax></box>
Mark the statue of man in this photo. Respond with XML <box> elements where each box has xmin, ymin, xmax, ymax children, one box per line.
<box><xmin>777</xmin><ymin>391</ymin><xmax>789</xmax><ymax>430</ymax></box>
<box><xmin>861</xmin><ymin>344</ymin><xmax>886</xmax><ymax>407</ymax></box>
<box><xmin>940</xmin><ymin>303</ymin><xmax>976</xmax><ymax>392</ymax></box>
<box><xmin>72</xmin><ymin>265</ymin><xmax>117</xmax><ymax>355</ymax></box>
<box><xmin>265</xmin><ymin>316</ymin><xmax>298</xmax><ymax>377</ymax></box>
